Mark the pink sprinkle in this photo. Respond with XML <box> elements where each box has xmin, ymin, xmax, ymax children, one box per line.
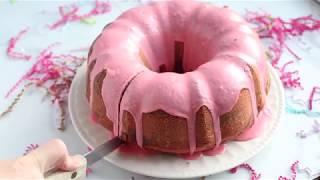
<box><xmin>245</xmin><ymin>11</ymin><xmax>320</xmax><ymax>89</ymax></box>
<box><xmin>87</xmin><ymin>146</ymin><xmax>92</xmax><ymax>151</ymax></box>
<box><xmin>5</xmin><ymin>43</ymin><xmax>59</xmax><ymax>98</ymax></box>
<box><xmin>284</xmin><ymin>44</ymin><xmax>301</xmax><ymax>61</ymax></box>
<box><xmin>309</xmin><ymin>87</ymin><xmax>320</xmax><ymax>110</ymax></box>
<box><xmin>85</xmin><ymin>146</ymin><xmax>93</xmax><ymax>176</ymax></box>
<box><xmin>229</xmin><ymin>163</ymin><xmax>261</xmax><ymax>180</ymax></box>
<box><xmin>278</xmin><ymin>62</ymin><xmax>302</xmax><ymax>89</ymax></box>
<box><xmin>23</xmin><ymin>144</ymin><xmax>39</xmax><ymax>155</ymax></box>
<box><xmin>86</xmin><ymin>167</ymin><xmax>93</xmax><ymax>176</ymax></box>
<box><xmin>5</xmin><ymin>42</ymin><xmax>85</xmax><ymax>98</ymax></box>
<box><xmin>6</xmin><ymin>28</ymin><xmax>32</xmax><ymax>61</ymax></box>
<box><xmin>278</xmin><ymin>161</ymin><xmax>299</xmax><ymax>180</ymax></box>
<box><xmin>5</xmin><ymin>42</ymin><xmax>85</xmax><ymax>127</ymax></box>
<box><xmin>49</xmin><ymin>0</ymin><xmax>111</xmax><ymax>30</ymax></box>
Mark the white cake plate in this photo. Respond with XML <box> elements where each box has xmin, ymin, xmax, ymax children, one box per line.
<box><xmin>68</xmin><ymin>63</ymin><xmax>284</xmax><ymax>179</ymax></box>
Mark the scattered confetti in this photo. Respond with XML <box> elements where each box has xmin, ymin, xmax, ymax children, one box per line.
<box><xmin>278</xmin><ymin>161</ymin><xmax>299</xmax><ymax>180</ymax></box>
<box><xmin>246</xmin><ymin>11</ymin><xmax>320</xmax><ymax>89</ymax></box>
<box><xmin>23</xmin><ymin>143</ymin><xmax>39</xmax><ymax>155</ymax></box>
<box><xmin>286</xmin><ymin>106</ymin><xmax>320</xmax><ymax>117</ymax></box>
<box><xmin>0</xmin><ymin>86</ymin><xmax>29</xmax><ymax>118</ymax></box>
<box><xmin>80</xmin><ymin>18</ymin><xmax>97</xmax><ymax>25</ymax></box>
<box><xmin>4</xmin><ymin>43</ymin><xmax>85</xmax><ymax>130</ymax></box>
<box><xmin>230</xmin><ymin>163</ymin><xmax>261</xmax><ymax>180</ymax></box>
<box><xmin>309</xmin><ymin>86</ymin><xmax>320</xmax><ymax>110</ymax></box>
<box><xmin>278</xmin><ymin>61</ymin><xmax>301</xmax><ymax>89</ymax></box>
<box><xmin>296</xmin><ymin>120</ymin><xmax>320</xmax><ymax>139</ymax></box>
<box><xmin>6</xmin><ymin>28</ymin><xmax>32</xmax><ymax>61</ymax></box>
<box><xmin>297</xmin><ymin>163</ymin><xmax>315</xmax><ymax>178</ymax></box>
<box><xmin>49</xmin><ymin>0</ymin><xmax>111</xmax><ymax>29</ymax></box>
<box><xmin>287</xmin><ymin>95</ymin><xmax>307</xmax><ymax>107</ymax></box>
<box><xmin>286</xmin><ymin>96</ymin><xmax>320</xmax><ymax>117</ymax></box>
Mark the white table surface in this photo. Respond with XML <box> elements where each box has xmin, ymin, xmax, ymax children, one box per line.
<box><xmin>0</xmin><ymin>0</ymin><xmax>320</xmax><ymax>180</ymax></box>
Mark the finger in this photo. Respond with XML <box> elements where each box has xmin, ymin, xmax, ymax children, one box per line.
<box><xmin>59</xmin><ymin>155</ymin><xmax>85</xmax><ymax>171</ymax></box>
<box><xmin>25</xmin><ymin>139</ymin><xmax>68</xmax><ymax>173</ymax></box>
<box><xmin>22</xmin><ymin>139</ymin><xmax>83</xmax><ymax>173</ymax></box>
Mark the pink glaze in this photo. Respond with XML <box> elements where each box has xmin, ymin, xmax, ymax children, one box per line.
<box><xmin>88</xmin><ymin>0</ymin><xmax>268</xmax><ymax>154</ymax></box>
<box><xmin>117</xmin><ymin>144</ymin><xmax>225</xmax><ymax>159</ymax></box>
<box><xmin>89</xmin><ymin>112</ymin><xmax>98</xmax><ymax>124</ymax></box>
<box><xmin>118</xmin><ymin>143</ymin><xmax>157</xmax><ymax>156</ymax></box>
<box><xmin>180</xmin><ymin>152</ymin><xmax>202</xmax><ymax>160</ymax></box>
<box><xmin>203</xmin><ymin>145</ymin><xmax>225</xmax><ymax>156</ymax></box>
<box><xmin>237</xmin><ymin>102</ymin><xmax>272</xmax><ymax>140</ymax></box>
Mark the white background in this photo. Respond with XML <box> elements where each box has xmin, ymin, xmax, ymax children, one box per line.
<box><xmin>0</xmin><ymin>0</ymin><xmax>320</xmax><ymax>179</ymax></box>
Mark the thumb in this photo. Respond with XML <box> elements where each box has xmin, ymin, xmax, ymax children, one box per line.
<box><xmin>21</xmin><ymin>139</ymin><xmax>85</xmax><ymax>174</ymax></box>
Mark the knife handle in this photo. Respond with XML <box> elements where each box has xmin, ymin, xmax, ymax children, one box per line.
<box><xmin>44</xmin><ymin>158</ymin><xmax>87</xmax><ymax>180</ymax></box>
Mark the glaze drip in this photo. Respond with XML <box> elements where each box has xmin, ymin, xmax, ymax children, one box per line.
<box><xmin>88</xmin><ymin>0</ymin><xmax>268</xmax><ymax>154</ymax></box>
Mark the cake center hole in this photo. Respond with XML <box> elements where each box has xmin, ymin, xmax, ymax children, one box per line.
<box><xmin>139</xmin><ymin>41</ymin><xmax>185</xmax><ymax>74</ymax></box>
<box><xmin>158</xmin><ymin>41</ymin><xmax>185</xmax><ymax>73</ymax></box>
<box><xmin>158</xmin><ymin>41</ymin><xmax>185</xmax><ymax>74</ymax></box>
<box><xmin>173</xmin><ymin>41</ymin><xmax>184</xmax><ymax>74</ymax></box>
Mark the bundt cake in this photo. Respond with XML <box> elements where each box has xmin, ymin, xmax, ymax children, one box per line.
<box><xmin>86</xmin><ymin>0</ymin><xmax>270</xmax><ymax>154</ymax></box>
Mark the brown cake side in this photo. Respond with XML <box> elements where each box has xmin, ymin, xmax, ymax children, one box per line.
<box><xmin>86</xmin><ymin>23</ymin><xmax>270</xmax><ymax>154</ymax></box>
<box><xmin>88</xmin><ymin>58</ymin><xmax>269</xmax><ymax>154</ymax></box>
<box><xmin>120</xmin><ymin>89</ymin><xmax>254</xmax><ymax>154</ymax></box>
<box><xmin>87</xmin><ymin>67</ymin><xmax>113</xmax><ymax>131</ymax></box>
<box><xmin>87</xmin><ymin>69</ymin><xmax>268</xmax><ymax>153</ymax></box>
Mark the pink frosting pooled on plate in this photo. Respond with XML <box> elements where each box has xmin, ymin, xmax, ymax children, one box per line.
<box><xmin>88</xmin><ymin>0</ymin><xmax>268</xmax><ymax>154</ymax></box>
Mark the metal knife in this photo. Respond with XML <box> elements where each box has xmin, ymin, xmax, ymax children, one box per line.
<box><xmin>84</xmin><ymin>137</ymin><xmax>123</xmax><ymax>166</ymax></box>
<box><xmin>45</xmin><ymin>137</ymin><xmax>123</xmax><ymax>180</ymax></box>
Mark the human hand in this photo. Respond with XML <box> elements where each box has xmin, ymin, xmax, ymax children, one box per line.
<box><xmin>0</xmin><ymin>139</ymin><xmax>84</xmax><ymax>179</ymax></box>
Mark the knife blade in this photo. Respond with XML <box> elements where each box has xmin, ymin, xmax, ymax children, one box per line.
<box><xmin>45</xmin><ymin>137</ymin><xmax>123</xmax><ymax>180</ymax></box>
<box><xmin>84</xmin><ymin>137</ymin><xmax>124</xmax><ymax>166</ymax></box>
